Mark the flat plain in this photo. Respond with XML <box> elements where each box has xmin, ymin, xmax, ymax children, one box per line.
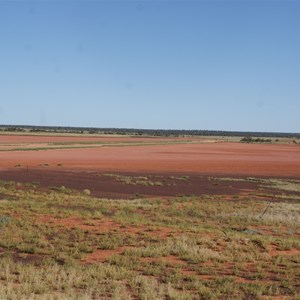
<box><xmin>0</xmin><ymin>133</ymin><xmax>299</xmax><ymax>299</ymax></box>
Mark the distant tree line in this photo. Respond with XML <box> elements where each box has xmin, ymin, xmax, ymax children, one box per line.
<box><xmin>0</xmin><ymin>124</ymin><xmax>300</xmax><ymax>138</ymax></box>
<box><xmin>240</xmin><ymin>136</ymin><xmax>272</xmax><ymax>143</ymax></box>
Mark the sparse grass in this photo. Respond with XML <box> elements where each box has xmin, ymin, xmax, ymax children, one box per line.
<box><xmin>83</xmin><ymin>189</ymin><xmax>91</xmax><ymax>196</ymax></box>
<box><xmin>0</xmin><ymin>177</ymin><xmax>299</xmax><ymax>299</ymax></box>
<box><xmin>264</xmin><ymin>178</ymin><xmax>300</xmax><ymax>193</ymax></box>
<box><xmin>102</xmin><ymin>173</ymin><xmax>164</xmax><ymax>186</ymax></box>
<box><xmin>210</xmin><ymin>176</ymin><xmax>300</xmax><ymax>194</ymax></box>
<box><xmin>169</xmin><ymin>175</ymin><xmax>189</xmax><ymax>181</ymax></box>
<box><xmin>0</xmin><ymin>138</ymin><xmax>205</xmax><ymax>152</ymax></box>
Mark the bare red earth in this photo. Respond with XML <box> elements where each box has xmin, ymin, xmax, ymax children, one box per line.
<box><xmin>0</xmin><ymin>169</ymin><xmax>262</xmax><ymax>199</ymax></box>
<box><xmin>1</xmin><ymin>142</ymin><xmax>300</xmax><ymax>177</ymax></box>
<box><xmin>1</xmin><ymin>136</ymin><xmax>299</xmax><ymax>197</ymax></box>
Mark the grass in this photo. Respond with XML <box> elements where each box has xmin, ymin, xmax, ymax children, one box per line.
<box><xmin>209</xmin><ymin>176</ymin><xmax>300</xmax><ymax>191</ymax></box>
<box><xmin>102</xmin><ymin>173</ymin><xmax>164</xmax><ymax>186</ymax></box>
<box><xmin>0</xmin><ymin>178</ymin><xmax>299</xmax><ymax>299</ymax></box>
<box><xmin>0</xmin><ymin>139</ymin><xmax>206</xmax><ymax>153</ymax></box>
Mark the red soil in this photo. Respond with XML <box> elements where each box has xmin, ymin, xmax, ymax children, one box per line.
<box><xmin>81</xmin><ymin>247</ymin><xmax>127</xmax><ymax>264</ymax></box>
<box><xmin>1</xmin><ymin>137</ymin><xmax>299</xmax><ymax>198</ymax></box>
<box><xmin>0</xmin><ymin>142</ymin><xmax>299</xmax><ymax>177</ymax></box>
<box><xmin>37</xmin><ymin>215</ymin><xmax>125</xmax><ymax>233</ymax></box>
<box><xmin>34</xmin><ymin>214</ymin><xmax>177</xmax><ymax>264</ymax></box>
<box><xmin>0</xmin><ymin>169</ymin><xmax>260</xmax><ymax>199</ymax></box>
<box><xmin>163</xmin><ymin>255</ymin><xmax>186</xmax><ymax>265</ymax></box>
<box><xmin>35</xmin><ymin>215</ymin><xmax>174</xmax><ymax>240</ymax></box>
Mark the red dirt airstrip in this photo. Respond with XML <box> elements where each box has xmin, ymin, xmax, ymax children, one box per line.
<box><xmin>0</xmin><ymin>135</ymin><xmax>300</xmax><ymax>177</ymax></box>
<box><xmin>0</xmin><ymin>140</ymin><xmax>299</xmax><ymax>177</ymax></box>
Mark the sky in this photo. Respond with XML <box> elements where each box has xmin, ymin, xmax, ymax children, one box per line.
<box><xmin>0</xmin><ymin>0</ymin><xmax>299</xmax><ymax>132</ymax></box>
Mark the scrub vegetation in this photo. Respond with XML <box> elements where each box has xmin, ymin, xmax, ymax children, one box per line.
<box><xmin>0</xmin><ymin>177</ymin><xmax>299</xmax><ymax>299</ymax></box>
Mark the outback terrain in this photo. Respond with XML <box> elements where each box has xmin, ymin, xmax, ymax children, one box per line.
<box><xmin>0</xmin><ymin>133</ymin><xmax>299</xmax><ymax>299</ymax></box>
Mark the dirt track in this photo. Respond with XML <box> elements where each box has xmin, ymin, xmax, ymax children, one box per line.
<box><xmin>0</xmin><ymin>142</ymin><xmax>299</xmax><ymax>177</ymax></box>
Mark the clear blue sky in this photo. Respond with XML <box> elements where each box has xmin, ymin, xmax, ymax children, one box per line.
<box><xmin>0</xmin><ymin>1</ymin><xmax>299</xmax><ymax>132</ymax></box>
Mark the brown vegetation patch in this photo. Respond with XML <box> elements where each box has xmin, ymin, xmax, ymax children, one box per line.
<box><xmin>260</xmin><ymin>296</ymin><xmax>294</xmax><ymax>300</ymax></box>
<box><xmin>164</xmin><ymin>255</ymin><xmax>186</xmax><ymax>266</ymax></box>
<box><xmin>0</xmin><ymin>169</ymin><xmax>262</xmax><ymax>199</ymax></box>
<box><xmin>181</xmin><ymin>269</ymin><xmax>198</xmax><ymax>277</ymax></box>
<box><xmin>11</xmin><ymin>252</ymin><xmax>47</xmax><ymax>266</ymax></box>
<box><xmin>0</xmin><ymin>193</ymin><xmax>18</xmax><ymax>201</ymax></box>
<box><xmin>269</xmin><ymin>245</ymin><xmax>300</xmax><ymax>257</ymax></box>
<box><xmin>249</xmin><ymin>225</ymin><xmax>295</xmax><ymax>237</ymax></box>
<box><xmin>140</xmin><ymin>255</ymin><xmax>186</xmax><ymax>266</ymax></box>
<box><xmin>0</xmin><ymin>248</ymin><xmax>47</xmax><ymax>266</ymax></box>
<box><xmin>37</xmin><ymin>215</ymin><xmax>121</xmax><ymax>233</ymax></box>
<box><xmin>234</xmin><ymin>277</ymin><xmax>255</xmax><ymax>284</ymax></box>
<box><xmin>36</xmin><ymin>215</ymin><xmax>174</xmax><ymax>241</ymax></box>
<box><xmin>139</xmin><ymin>257</ymin><xmax>158</xmax><ymax>264</ymax></box>
<box><xmin>145</xmin><ymin>228</ymin><xmax>174</xmax><ymax>239</ymax></box>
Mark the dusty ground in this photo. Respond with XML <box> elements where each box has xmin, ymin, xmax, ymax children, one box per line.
<box><xmin>0</xmin><ymin>169</ymin><xmax>262</xmax><ymax>199</ymax></box>
<box><xmin>0</xmin><ymin>140</ymin><xmax>300</xmax><ymax>177</ymax></box>
<box><xmin>1</xmin><ymin>135</ymin><xmax>299</xmax><ymax>197</ymax></box>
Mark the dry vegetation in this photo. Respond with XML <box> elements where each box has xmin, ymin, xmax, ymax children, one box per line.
<box><xmin>0</xmin><ymin>176</ymin><xmax>299</xmax><ymax>299</ymax></box>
